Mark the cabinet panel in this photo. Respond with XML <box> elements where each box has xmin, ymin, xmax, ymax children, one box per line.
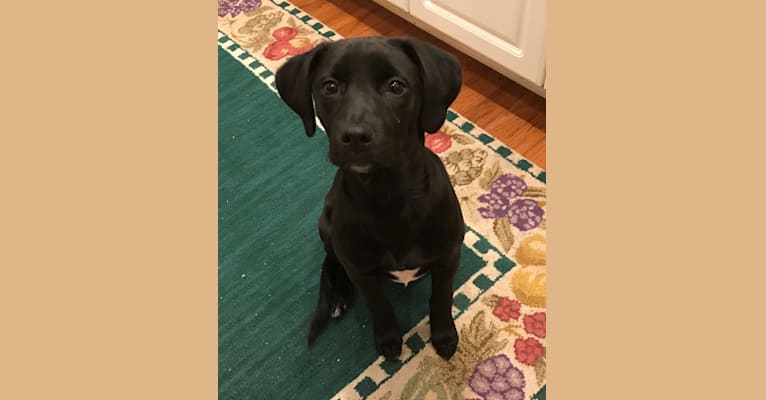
<box><xmin>385</xmin><ymin>0</ymin><xmax>409</xmax><ymax>12</ymax></box>
<box><xmin>410</xmin><ymin>0</ymin><xmax>545</xmax><ymax>85</ymax></box>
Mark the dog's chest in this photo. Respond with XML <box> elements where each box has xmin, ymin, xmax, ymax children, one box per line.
<box><xmin>387</xmin><ymin>267</ymin><xmax>424</xmax><ymax>287</ymax></box>
<box><xmin>383</xmin><ymin>247</ymin><xmax>431</xmax><ymax>286</ymax></box>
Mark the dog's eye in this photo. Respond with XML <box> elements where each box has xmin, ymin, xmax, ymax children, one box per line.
<box><xmin>388</xmin><ymin>80</ymin><xmax>406</xmax><ymax>95</ymax></box>
<box><xmin>322</xmin><ymin>80</ymin><xmax>339</xmax><ymax>95</ymax></box>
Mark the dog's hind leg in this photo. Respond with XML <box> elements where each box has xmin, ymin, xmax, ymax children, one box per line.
<box><xmin>308</xmin><ymin>248</ymin><xmax>354</xmax><ymax>346</ymax></box>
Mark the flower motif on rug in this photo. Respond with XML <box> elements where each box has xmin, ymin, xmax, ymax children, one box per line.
<box><xmin>425</xmin><ymin>131</ymin><xmax>453</xmax><ymax>153</ymax></box>
<box><xmin>523</xmin><ymin>312</ymin><xmax>546</xmax><ymax>339</ymax></box>
<box><xmin>492</xmin><ymin>297</ymin><xmax>521</xmax><ymax>322</ymax></box>
<box><xmin>482</xmin><ymin>294</ymin><xmax>547</xmax><ymax>386</ymax></box>
<box><xmin>262</xmin><ymin>18</ymin><xmax>317</xmax><ymax>60</ymax></box>
<box><xmin>425</xmin><ymin>125</ymin><xmax>475</xmax><ymax>154</ymax></box>
<box><xmin>218</xmin><ymin>0</ymin><xmax>262</xmax><ymax>18</ymax></box>
<box><xmin>514</xmin><ymin>338</ymin><xmax>544</xmax><ymax>366</ymax></box>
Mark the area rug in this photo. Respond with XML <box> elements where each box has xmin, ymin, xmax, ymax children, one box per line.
<box><xmin>218</xmin><ymin>1</ymin><xmax>547</xmax><ymax>399</ymax></box>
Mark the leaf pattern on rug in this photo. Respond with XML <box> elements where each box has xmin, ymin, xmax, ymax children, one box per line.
<box><xmin>534</xmin><ymin>350</ymin><xmax>547</xmax><ymax>386</ymax></box>
<box><xmin>371</xmin><ymin>390</ymin><xmax>393</xmax><ymax>400</ymax></box>
<box><xmin>478</xmin><ymin>162</ymin><xmax>503</xmax><ymax>192</ymax></box>
<box><xmin>221</xmin><ymin>6</ymin><xmax>285</xmax><ymax>54</ymax></box>
<box><xmin>493</xmin><ymin>217</ymin><xmax>515</xmax><ymax>252</ymax></box>
<box><xmin>443</xmin><ymin>148</ymin><xmax>489</xmax><ymax>187</ymax></box>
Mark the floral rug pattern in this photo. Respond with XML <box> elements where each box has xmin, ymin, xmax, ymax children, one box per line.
<box><xmin>218</xmin><ymin>1</ymin><xmax>546</xmax><ymax>399</ymax></box>
<box><xmin>369</xmin><ymin>268</ymin><xmax>546</xmax><ymax>400</ymax></box>
<box><xmin>218</xmin><ymin>0</ymin><xmax>329</xmax><ymax>70</ymax></box>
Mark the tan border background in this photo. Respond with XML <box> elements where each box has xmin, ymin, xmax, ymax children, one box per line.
<box><xmin>1</xmin><ymin>1</ymin><xmax>217</xmax><ymax>399</ymax></box>
<box><xmin>2</xmin><ymin>1</ymin><xmax>765</xmax><ymax>399</ymax></box>
<box><xmin>548</xmin><ymin>1</ymin><xmax>766</xmax><ymax>398</ymax></box>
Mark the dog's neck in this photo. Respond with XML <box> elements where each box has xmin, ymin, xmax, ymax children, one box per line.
<box><xmin>341</xmin><ymin>145</ymin><xmax>430</xmax><ymax>207</ymax></box>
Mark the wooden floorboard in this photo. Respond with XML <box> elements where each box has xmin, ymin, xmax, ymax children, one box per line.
<box><xmin>290</xmin><ymin>0</ymin><xmax>546</xmax><ymax>168</ymax></box>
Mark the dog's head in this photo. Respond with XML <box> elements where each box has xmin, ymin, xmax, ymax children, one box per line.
<box><xmin>275</xmin><ymin>36</ymin><xmax>461</xmax><ymax>173</ymax></box>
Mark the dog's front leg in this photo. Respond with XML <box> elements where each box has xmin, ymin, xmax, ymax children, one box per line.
<box><xmin>429</xmin><ymin>248</ymin><xmax>460</xmax><ymax>359</ymax></box>
<box><xmin>350</xmin><ymin>273</ymin><xmax>402</xmax><ymax>359</ymax></box>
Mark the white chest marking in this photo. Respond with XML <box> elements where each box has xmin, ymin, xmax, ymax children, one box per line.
<box><xmin>389</xmin><ymin>267</ymin><xmax>423</xmax><ymax>287</ymax></box>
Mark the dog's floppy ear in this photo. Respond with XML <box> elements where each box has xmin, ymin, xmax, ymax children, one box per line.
<box><xmin>275</xmin><ymin>44</ymin><xmax>328</xmax><ymax>137</ymax></box>
<box><xmin>392</xmin><ymin>37</ymin><xmax>462</xmax><ymax>133</ymax></box>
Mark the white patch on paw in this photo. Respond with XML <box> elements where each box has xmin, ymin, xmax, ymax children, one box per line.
<box><xmin>331</xmin><ymin>305</ymin><xmax>342</xmax><ymax>318</ymax></box>
<box><xmin>389</xmin><ymin>267</ymin><xmax>423</xmax><ymax>287</ymax></box>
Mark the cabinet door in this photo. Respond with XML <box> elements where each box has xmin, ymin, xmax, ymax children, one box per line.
<box><xmin>383</xmin><ymin>0</ymin><xmax>409</xmax><ymax>12</ymax></box>
<box><xmin>409</xmin><ymin>0</ymin><xmax>545</xmax><ymax>85</ymax></box>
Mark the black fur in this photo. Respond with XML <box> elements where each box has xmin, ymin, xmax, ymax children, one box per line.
<box><xmin>276</xmin><ymin>36</ymin><xmax>464</xmax><ymax>359</ymax></box>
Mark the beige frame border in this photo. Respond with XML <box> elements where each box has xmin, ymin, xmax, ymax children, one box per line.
<box><xmin>2</xmin><ymin>1</ymin><xmax>765</xmax><ymax>399</ymax></box>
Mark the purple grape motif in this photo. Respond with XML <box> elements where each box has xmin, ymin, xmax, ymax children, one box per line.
<box><xmin>477</xmin><ymin>192</ymin><xmax>511</xmax><ymax>219</ymax></box>
<box><xmin>218</xmin><ymin>0</ymin><xmax>262</xmax><ymax>18</ymax></box>
<box><xmin>508</xmin><ymin>199</ymin><xmax>544</xmax><ymax>231</ymax></box>
<box><xmin>477</xmin><ymin>174</ymin><xmax>544</xmax><ymax>231</ymax></box>
<box><xmin>491</xmin><ymin>174</ymin><xmax>527</xmax><ymax>198</ymax></box>
<box><xmin>468</xmin><ymin>354</ymin><xmax>525</xmax><ymax>400</ymax></box>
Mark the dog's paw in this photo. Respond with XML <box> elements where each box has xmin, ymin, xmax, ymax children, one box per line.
<box><xmin>431</xmin><ymin>323</ymin><xmax>459</xmax><ymax>359</ymax></box>
<box><xmin>330</xmin><ymin>302</ymin><xmax>348</xmax><ymax>319</ymax></box>
<box><xmin>374</xmin><ymin>330</ymin><xmax>403</xmax><ymax>360</ymax></box>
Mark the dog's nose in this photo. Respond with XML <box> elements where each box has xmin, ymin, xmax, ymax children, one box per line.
<box><xmin>339</xmin><ymin>128</ymin><xmax>372</xmax><ymax>146</ymax></box>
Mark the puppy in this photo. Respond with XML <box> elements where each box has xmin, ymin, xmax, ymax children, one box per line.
<box><xmin>275</xmin><ymin>36</ymin><xmax>464</xmax><ymax>359</ymax></box>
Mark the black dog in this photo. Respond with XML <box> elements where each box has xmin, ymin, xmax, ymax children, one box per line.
<box><xmin>275</xmin><ymin>36</ymin><xmax>464</xmax><ymax>359</ymax></box>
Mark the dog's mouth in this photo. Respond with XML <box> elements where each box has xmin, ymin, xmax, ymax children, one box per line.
<box><xmin>347</xmin><ymin>163</ymin><xmax>373</xmax><ymax>174</ymax></box>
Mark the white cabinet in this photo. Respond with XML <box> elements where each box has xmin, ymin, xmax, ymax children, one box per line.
<box><xmin>373</xmin><ymin>0</ymin><xmax>546</xmax><ymax>96</ymax></box>
<box><xmin>386</xmin><ymin>0</ymin><xmax>409</xmax><ymax>12</ymax></box>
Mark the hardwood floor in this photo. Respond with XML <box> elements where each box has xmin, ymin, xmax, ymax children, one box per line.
<box><xmin>289</xmin><ymin>0</ymin><xmax>546</xmax><ymax>168</ymax></box>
